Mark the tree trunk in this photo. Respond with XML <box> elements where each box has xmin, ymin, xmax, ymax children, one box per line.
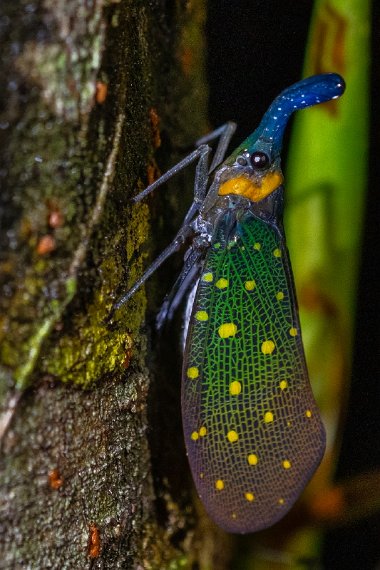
<box><xmin>0</xmin><ymin>0</ymin><xmax>231</xmax><ymax>566</ymax></box>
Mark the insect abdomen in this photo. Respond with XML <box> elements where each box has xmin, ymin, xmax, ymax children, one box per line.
<box><xmin>182</xmin><ymin>211</ymin><xmax>325</xmax><ymax>533</ymax></box>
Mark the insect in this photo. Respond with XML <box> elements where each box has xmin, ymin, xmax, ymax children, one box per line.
<box><xmin>114</xmin><ymin>74</ymin><xmax>345</xmax><ymax>533</ymax></box>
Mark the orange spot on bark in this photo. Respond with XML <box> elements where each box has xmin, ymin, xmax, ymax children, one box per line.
<box><xmin>149</xmin><ymin>107</ymin><xmax>161</xmax><ymax>149</ymax></box>
<box><xmin>123</xmin><ymin>347</ymin><xmax>133</xmax><ymax>369</ymax></box>
<box><xmin>95</xmin><ymin>81</ymin><xmax>108</xmax><ymax>104</ymax></box>
<box><xmin>146</xmin><ymin>162</ymin><xmax>160</xmax><ymax>185</ymax></box>
<box><xmin>37</xmin><ymin>235</ymin><xmax>56</xmax><ymax>255</ymax></box>
<box><xmin>88</xmin><ymin>523</ymin><xmax>101</xmax><ymax>558</ymax></box>
<box><xmin>48</xmin><ymin>468</ymin><xmax>63</xmax><ymax>490</ymax></box>
<box><xmin>48</xmin><ymin>210</ymin><xmax>64</xmax><ymax>229</ymax></box>
<box><xmin>181</xmin><ymin>47</ymin><xmax>193</xmax><ymax>76</ymax></box>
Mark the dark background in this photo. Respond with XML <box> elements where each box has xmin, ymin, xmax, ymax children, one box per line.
<box><xmin>206</xmin><ymin>1</ymin><xmax>380</xmax><ymax>568</ymax></box>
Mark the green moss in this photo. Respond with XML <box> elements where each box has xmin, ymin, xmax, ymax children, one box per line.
<box><xmin>168</xmin><ymin>556</ymin><xmax>191</xmax><ymax>570</ymax></box>
<box><xmin>137</xmin><ymin>521</ymin><xmax>193</xmax><ymax>570</ymax></box>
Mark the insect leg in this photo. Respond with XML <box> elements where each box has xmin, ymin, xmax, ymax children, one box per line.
<box><xmin>113</xmin><ymin>148</ymin><xmax>212</xmax><ymax>315</ymax></box>
<box><xmin>156</xmin><ymin>247</ymin><xmax>203</xmax><ymax>330</ymax></box>
<box><xmin>133</xmin><ymin>122</ymin><xmax>236</xmax><ymax>204</ymax></box>
<box><xmin>154</xmin><ymin>127</ymin><xmax>229</xmax><ymax>321</ymax></box>
<box><xmin>196</xmin><ymin>121</ymin><xmax>236</xmax><ymax>173</ymax></box>
<box><xmin>191</xmin><ymin>123</ymin><xmax>236</xmax><ymax>205</ymax></box>
<box><xmin>133</xmin><ymin>144</ymin><xmax>212</xmax><ymax>203</ymax></box>
<box><xmin>112</xmin><ymin>223</ymin><xmax>195</xmax><ymax>311</ymax></box>
<box><xmin>113</xmin><ymin>124</ymin><xmax>235</xmax><ymax>314</ymax></box>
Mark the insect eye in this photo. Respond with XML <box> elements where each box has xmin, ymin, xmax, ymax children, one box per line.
<box><xmin>250</xmin><ymin>151</ymin><xmax>270</xmax><ymax>169</ymax></box>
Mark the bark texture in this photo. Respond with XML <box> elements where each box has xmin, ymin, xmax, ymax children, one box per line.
<box><xmin>0</xmin><ymin>0</ymin><xmax>231</xmax><ymax>567</ymax></box>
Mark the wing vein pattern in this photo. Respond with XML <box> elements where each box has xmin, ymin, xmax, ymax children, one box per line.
<box><xmin>182</xmin><ymin>210</ymin><xmax>325</xmax><ymax>533</ymax></box>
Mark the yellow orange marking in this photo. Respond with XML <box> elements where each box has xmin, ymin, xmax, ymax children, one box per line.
<box><xmin>282</xmin><ymin>460</ymin><xmax>292</xmax><ymax>469</ymax></box>
<box><xmin>278</xmin><ymin>498</ymin><xmax>285</xmax><ymax>505</ymax></box>
<box><xmin>219</xmin><ymin>177</ymin><xmax>254</xmax><ymax>197</ymax></box>
<box><xmin>199</xmin><ymin>426</ymin><xmax>207</xmax><ymax>437</ymax></box>
<box><xmin>218</xmin><ymin>323</ymin><xmax>237</xmax><ymax>338</ymax></box>
<box><xmin>279</xmin><ymin>380</ymin><xmax>288</xmax><ymax>390</ymax></box>
<box><xmin>261</xmin><ymin>340</ymin><xmax>275</xmax><ymax>354</ymax></box>
<box><xmin>195</xmin><ymin>310</ymin><xmax>209</xmax><ymax>321</ymax></box>
<box><xmin>227</xmin><ymin>430</ymin><xmax>238</xmax><ymax>443</ymax></box>
<box><xmin>245</xmin><ymin>492</ymin><xmax>255</xmax><ymax>502</ymax></box>
<box><xmin>306</xmin><ymin>409</ymin><xmax>312</xmax><ymax>418</ymax></box>
<box><xmin>229</xmin><ymin>381</ymin><xmax>242</xmax><ymax>396</ymax></box>
<box><xmin>289</xmin><ymin>327</ymin><xmax>298</xmax><ymax>337</ymax></box>
<box><xmin>276</xmin><ymin>291</ymin><xmax>284</xmax><ymax>300</ymax></box>
<box><xmin>264</xmin><ymin>411</ymin><xmax>274</xmax><ymax>423</ymax></box>
<box><xmin>254</xmin><ymin>242</ymin><xmax>261</xmax><ymax>250</ymax></box>
<box><xmin>187</xmin><ymin>367</ymin><xmax>199</xmax><ymax>379</ymax></box>
<box><xmin>191</xmin><ymin>431</ymin><xmax>199</xmax><ymax>441</ymax></box>
<box><xmin>215</xmin><ymin>479</ymin><xmax>224</xmax><ymax>491</ymax></box>
<box><xmin>231</xmin><ymin>512</ymin><xmax>237</xmax><ymax>520</ymax></box>
<box><xmin>215</xmin><ymin>278</ymin><xmax>229</xmax><ymax>289</ymax></box>
<box><xmin>218</xmin><ymin>172</ymin><xmax>283</xmax><ymax>202</ymax></box>
<box><xmin>273</xmin><ymin>248</ymin><xmax>282</xmax><ymax>257</ymax></box>
<box><xmin>247</xmin><ymin>454</ymin><xmax>258</xmax><ymax>466</ymax></box>
<box><xmin>202</xmin><ymin>272</ymin><xmax>213</xmax><ymax>282</ymax></box>
<box><xmin>200</xmin><ymin>472</ymin><xmax>204</xmax><ymax>479</ymax></box>
<box><xmin>244</xmin><ymin>280</ymin><xmax>256</xmax><ymax>291</ymax></box>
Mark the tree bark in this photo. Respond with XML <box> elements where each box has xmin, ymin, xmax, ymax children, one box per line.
<box><xmin>0</xmin><ymin>0</ymin><xmax>231</xmax><ymax>567</ymax></box>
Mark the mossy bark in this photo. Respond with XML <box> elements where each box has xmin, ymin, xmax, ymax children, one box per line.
<box><xmin>0</xmin><ymin>0</ymin><xmax>232</xmax><ymax>567</ymax></box>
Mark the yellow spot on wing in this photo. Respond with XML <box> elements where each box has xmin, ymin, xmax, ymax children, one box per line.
<box><xmin>264</xmin><ymin>411</ymin><xmax>274</xmax><ymax>423</ymax></box>
<box><xmin>261</xmin><ymin>340</ymin><xmax>275</xmax><ymax>354</ymax></box>
<box><xmin>279</xmin><ymin>380</ymin><xmax>288</xmax><ymax>390</ymax></box>
<box><xmin>247</xmin><ymin>454</ymin><xmax>258</xmax><ymax>465</ymax></box>
<box><xmin>289</xmin><ymin>327</ymin><xmax>298</xmax><ymax>336</ymax></box>
<box><xmin>254</xmin><ymin>242</ymin><xmax>261</xmax><ymax>250</ymax></box>
<box><xmin>215</xmin><ymin>278</ymin><xmax>229</xmax><ymax>289</ymax></box>
<box><xmin>273</xmin><ymin>248</ymin><xmax>282</xmax><ymax>257</ymax></box>
<box><xmin>282</xmin><ymin>460</ymin><xmax>292</xmax><ymax>469</ymax></box>
<box><xmin>195</xmin><ymin>310</ymin><xmax>209</xmax><ymax>321</ymax></box>
<box><xmin>229</xmin><ymin>381</ymin><xmax>242</xmax><ymax>395</ymax></box>
<box><xmin>187</xmin><ymin>367</ymin><xmax>199</xmax><ymax>379</ymax></box>
<box><xmin>215</xmin><ymin>479</ymin><xmax>224</xmax><ymax>490</ymax></box>
<box><xmin>227</xmin><ymin>430</ymin><xmax>238</xmax><ymax>442</ymax></box>
<box><xmin>199</xmin><ymin>426</ymin><xmax>207</xmax><ymax>437</ymax></box>
<box><xmin>306</xmin><ymin>409</ymin><xmax>312</xmax><ymax>418</ymax></box>
<box><xmin>276</xmin><ymin>291</ymin><xmax>284</xmax><ymax>300</ymax></box>
<box><xmin>245</xmin><ymin>492</ymin><xmax>255</xmax><ymax>502</ymax></box>
<box><xmin>191</xmin><ymin>431</ymin><xmax>199</xmax><ymax>441</ymax></box>
<box><xmin>244</xmin><ymin>280</ymin><xmax>256</xmax><ymax>291</ymax></box>
<box><xmin>218</xmin><ymin>323</ymin><xmax>237</xmax><ymax>338</ymax></box>
<box><xmin>202</xmin><ymin>272</ymin><xmax>213</xmax><ymax>282</ymax></box>
<box><xmin>278</xmin><ymin>498</ymin><xmax>285</xmax><ymax>505</ymax></box>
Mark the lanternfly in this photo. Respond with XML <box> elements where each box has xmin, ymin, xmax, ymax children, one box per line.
<box><xmin>114</xmin><ymin>74</ymin><xmax>345</xmax><ymax>533</ymax></box>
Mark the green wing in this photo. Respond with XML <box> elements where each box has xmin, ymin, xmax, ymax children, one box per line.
<box><xmin>182</xmin><ymin>210</ymin><xmax>325</xmax><ymax>533</ymax></box>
